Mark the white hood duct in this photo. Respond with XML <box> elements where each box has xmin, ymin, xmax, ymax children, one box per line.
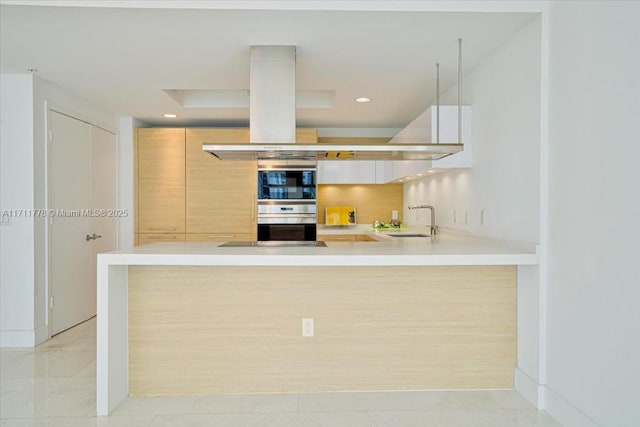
<box><xmin>250</xmin><ymin>46</ymin><xmax>296</xmax><ymax>143</ymax></box>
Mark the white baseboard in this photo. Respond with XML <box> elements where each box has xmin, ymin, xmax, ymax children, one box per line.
<box><xmin>0</xmin><ymin>329</ymin><xmax>35</xmax><ymax>347</ymax></box>
<box><xmin>543</xmin><ymin>385</ymin><xmax>601</xmax><ymax>427</ymax></box>
<box><xmin>514</xmin><ymin>368</ymin><xmax>539</xmax><ymax>407</ymax></box>
<box><xmin>515</xmin><ymin>368</ymin><xmax>601</xmax><ymax>427</ymax></box>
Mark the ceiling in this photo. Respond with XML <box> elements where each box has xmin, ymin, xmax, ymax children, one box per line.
<box><xmin>0</xmin><ymin>2</ymin><xmax>536</xmax><ymax>129</ymax></box>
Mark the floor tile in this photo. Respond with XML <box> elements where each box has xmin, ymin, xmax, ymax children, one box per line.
<box><xmin>299</xmin><ymin>390</ymin><xmax>440</xmax><ymax>412</ymax></box>
<box><xmin>191</xmin><ymin>393</ymin><xmax>298</xmax><ymax>414</ymax></box>
<box><xmin>149</xmin><ymin>411</ymin><xmax>371</xmax><ymax>427</ymax></box>
<box><xmin>0</xmin><ymin>317</ymin><xmax>563</xmax><ymax>427</ymax></box>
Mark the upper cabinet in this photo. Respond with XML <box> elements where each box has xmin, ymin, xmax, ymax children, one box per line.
<box><xmin>137</xmin><ymin>128</ymin><xmax>186</xmax><ymax>233</ymax></box>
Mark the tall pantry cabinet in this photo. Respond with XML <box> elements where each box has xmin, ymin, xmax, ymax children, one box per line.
<box><xmin>135</xmin><ymin>128</ymin><xmax>186</xmax><ymax>245</ymax></box>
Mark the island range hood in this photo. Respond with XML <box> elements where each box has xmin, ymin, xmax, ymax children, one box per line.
<box><xmin>203</xmin><ymin>143</ymin><xmax>462</xmax><ymax>161</ymax></box>
<box><xmin>203</xmin><ymin>45</ymin><xmax>464</xmax><ymax>161</ymax></box>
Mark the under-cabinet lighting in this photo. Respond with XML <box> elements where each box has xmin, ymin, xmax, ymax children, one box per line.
<box><xmin>355</xmin><ymin>97</ymin><xmax>371</xmax><ymax>103</ymax></box>
<box><xmin>163</xmin><ymin>113</ymin><xmax>177</xmax><ymax>118</ymax></box>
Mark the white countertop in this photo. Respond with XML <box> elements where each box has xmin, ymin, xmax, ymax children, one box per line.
<box><xmin>100</xmin><ymin>228</ymin><xmax>539</xmax><ymax>266</ymax></box>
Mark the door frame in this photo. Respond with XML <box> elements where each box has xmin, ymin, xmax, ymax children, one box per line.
<box><xmin>45</xmin><ymin>102</ymin><xmax>119</xmax><ymax>339</ymax></box>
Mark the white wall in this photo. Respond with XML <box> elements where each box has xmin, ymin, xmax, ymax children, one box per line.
<box><xmin>402</xmin><ymin>16</ymin><xmax>543</xmax><ymax>405</ymax></box>
<box><xmin>0</xmin><ymin>75</ymin><xmax>36</xmax><ymax>347</ymax></box>
<box><xmin>544</xmin><ymin>2</ymin><xmax>640</xmax><ymax>426</ymax></box>
<box><xmin>404</xmin><ymin>17</ymin><xmax>541</xmax><ymax>244</ymax></box>
<box><xmin>0</xmin><ymin>74</ymin><xmax>117</xmax><ymax>347</ymax></box>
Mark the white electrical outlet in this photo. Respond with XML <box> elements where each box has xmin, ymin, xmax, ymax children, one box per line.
<box><xmin>453</xmin><ymin>210</ymin><xmax>457</xmax><ymax>224</ymax></box>
<box><xmin>391</xmin><ymin>210</ymin><xmax>398</xmax><ymax>220</ymax></box>
<box><xmin>480</xmin><ymin>209</ymin><xmax>485</xmax><ymax>226</ymax></box>
<box><xmin>302</xmin><ymin>318</ymin><xmax>314</xmax><ymax>337</ymax></box>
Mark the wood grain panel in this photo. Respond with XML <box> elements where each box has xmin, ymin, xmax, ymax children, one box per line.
<box><xmin>185</xmin><ymin>129</ymin><xmax>257</xmax><ymax>234</ymax></box>
<box><xmin>295</xmin><ymin>128</ymin><xmax>318</xmax><ymax>143</ymax></box>
<box><xmin>318</xmin><ymin>184</ymin><xmax>403</xmax><ymax>224</ymax></box>
<box><xmin>129</xmin><ymin>266</ymin><xmax>516</xmax><ymax>395</ymax></box>
<box><xmin>137</xmin><ymin>128</ymin><xmax>185</xmax><ymax>233</ymax></box>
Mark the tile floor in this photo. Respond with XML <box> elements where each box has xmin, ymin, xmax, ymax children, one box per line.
<box><xmin>0</xmin><ymin>318</ymin><xmax>561</xmax><ymax>426</ymax></box>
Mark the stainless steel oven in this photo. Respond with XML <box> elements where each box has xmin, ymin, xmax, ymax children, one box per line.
<box><xmin>257</xmin><ymin>203</ymin><xmax>317</xmax><ymax>241</ymax></box>
<box><xmin>257</xmin><ymin>162</ymin><xmax>317</xmax><ymax>241</ymax></box>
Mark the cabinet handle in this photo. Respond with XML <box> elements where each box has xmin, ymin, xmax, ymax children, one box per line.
<box><xmin>207</xmin><ymin>235</ymin><xmax>235</xmax><ymax>238</ymax></box>
<box><xmin>147</xmin><ymin>227</ymin><xmax>176</xmax><ymax>232</ymax></box>
<box><xmin>149</xmin><ymin>235</ymin><xmax>176</xmax><ymax>240</ymax></box>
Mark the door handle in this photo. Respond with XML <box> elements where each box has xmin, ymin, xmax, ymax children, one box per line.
<box><xmin>86</xmin><ymin>233</ymin><xmax>102</xmax><ymax>241</ymax></box>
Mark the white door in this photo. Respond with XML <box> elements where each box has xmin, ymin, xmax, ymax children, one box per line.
<box><xmin>49</xmin><ymin>110</ymin><xmax>117</xmax><ymax>335</ymax></box>
<box><xmin>89</xmin><ymin>125</ymin><xmax>118</xmax><ymax>313</ymax></box>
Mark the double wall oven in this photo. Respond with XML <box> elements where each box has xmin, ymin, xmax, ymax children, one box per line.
<box><xmin>257</xmin><ymin>162</ymin><xmax>317</xmax><ymax>241</ymax></box>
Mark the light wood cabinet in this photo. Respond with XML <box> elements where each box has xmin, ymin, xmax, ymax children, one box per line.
<box><xmin>138</xmin><ymin>233</ymin><xmax>186</xmax><ymax>245</ymax></box>
<box><xmin>186</xmin><ymin>129</ymin><xmax>257</xmax><ymax>237</ymax></box>
<box><xmin>135</xmin><ymin>127</ymin><xmax>317</xmax><ymax>245</ymax></box>
<box><xmin>136</xmin><ymin>128</ymin><xmax>185</xmax><ymax>233</ymax></box>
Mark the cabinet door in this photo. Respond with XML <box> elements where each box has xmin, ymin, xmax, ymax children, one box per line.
<box><xmin>186</xmin><ymin>129</ymin><xmax>257</xmax><ymax>236</ymax></box>
<box><xmin>137</xmin><ymin>128</ymin><xmax>185</xmax><ymax>233</ymax></box>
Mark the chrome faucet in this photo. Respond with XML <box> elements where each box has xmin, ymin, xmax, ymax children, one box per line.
<box><xmin>408</xmin><ymin>205</ymin><xmax>438</xmax><ymax>235</ymax></box>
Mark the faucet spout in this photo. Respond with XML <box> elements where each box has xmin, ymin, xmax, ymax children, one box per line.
<box><xmin>408</xmin><ymin>204</ymin><xmax>438</xmax><ymax>235</ymax></box>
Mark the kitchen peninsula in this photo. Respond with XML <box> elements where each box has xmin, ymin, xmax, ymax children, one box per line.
<box><xmin>96</xmin><ymin>230</ymin><xmax>538</xmax><ymax>415</ymax></box>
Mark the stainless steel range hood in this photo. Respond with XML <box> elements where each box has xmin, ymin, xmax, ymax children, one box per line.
<box><xmin>203</xmin><ymin>143</ymin><xmax>462</xmax><ymax>161</ymax></box>
<box><xmin>202</xmin><ymin>44</ymin><xmax>464</xmax><ymax>161</ymax></box>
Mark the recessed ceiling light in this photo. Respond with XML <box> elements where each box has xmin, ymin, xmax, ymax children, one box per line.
<box><xmin>355</xmin><ymin>97</ymin><xmax>371</xmax><ymax>103</ymax></box>
<box><xmin>163</xmin><ymin>114</ymin><xmax>177</xmax><ymax>118</ymax></box>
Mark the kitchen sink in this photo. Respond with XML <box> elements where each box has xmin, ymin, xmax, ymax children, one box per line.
<box><xmin>387</xmin><ymin>233</ymin><xmax>432</xmax><ymax>238</ymax></box>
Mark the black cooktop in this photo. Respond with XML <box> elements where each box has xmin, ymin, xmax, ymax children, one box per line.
<box><xmin>219</xmin><ymin>241</ymin><xmax>327</xmax><ymax>248</ymax></box>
